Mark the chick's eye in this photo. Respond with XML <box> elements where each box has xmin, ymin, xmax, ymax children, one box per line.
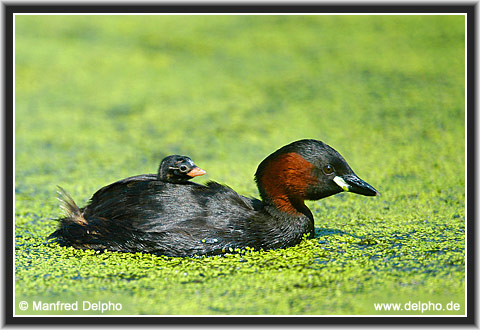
<box><xmin>323</xmin><ymin>165</ymin><xmax>334</xmax><ymax>175</ymax></box>
<box><xmin>179</xmin><ymin>165</ymin><xmax>188</xmax><ymax>172</ymax></box>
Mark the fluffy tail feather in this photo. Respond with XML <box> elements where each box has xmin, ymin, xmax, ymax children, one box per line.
<box><xmin>56</xmin><ymin>186</ymin><xmax>87</xmax><ymax>226</ymax></box>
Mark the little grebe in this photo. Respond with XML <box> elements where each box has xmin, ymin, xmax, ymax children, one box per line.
<box><xmin>50</xmin><ymin>140</ymin><xmax>378</xmax><ymax>257</ymax></box>
<box><xmin>157</xmin><ymin>155</ymin><xmax>207</xmax><ymax>183</ymax></box>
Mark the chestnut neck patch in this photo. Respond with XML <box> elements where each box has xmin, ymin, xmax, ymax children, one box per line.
<box><xmin>258</xmin><ymin>152</ymin><xmax>316</xmax><ymax>215</ymax></box>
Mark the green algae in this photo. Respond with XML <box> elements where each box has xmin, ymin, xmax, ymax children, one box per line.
<box><xmin>14</xmin><ymin>14</ymin><xmax>465</xmax><ymax>316</ymax></box>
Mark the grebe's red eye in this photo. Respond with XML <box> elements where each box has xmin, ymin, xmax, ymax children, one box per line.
<box><xmin>323</xmin><ymin>165</ymin><xmax>334</xmax><ymax>175</ymax></box>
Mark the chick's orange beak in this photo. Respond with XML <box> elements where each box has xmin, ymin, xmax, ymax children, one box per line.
<box><xmin>187</xmin><ymin>166</ymin><xmax>207</xmax><ymax>177</ymax></box>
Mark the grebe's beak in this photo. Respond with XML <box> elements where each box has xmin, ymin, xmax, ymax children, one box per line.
<box><xmin>334</xmin><ymin>175</ymin><xmax>380</xmax><ymax>196</ymax></box>
<box><xmin>187</xmin><ymin>166</ymin><xmax>207</xmax><ymax>177</ymax></box>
